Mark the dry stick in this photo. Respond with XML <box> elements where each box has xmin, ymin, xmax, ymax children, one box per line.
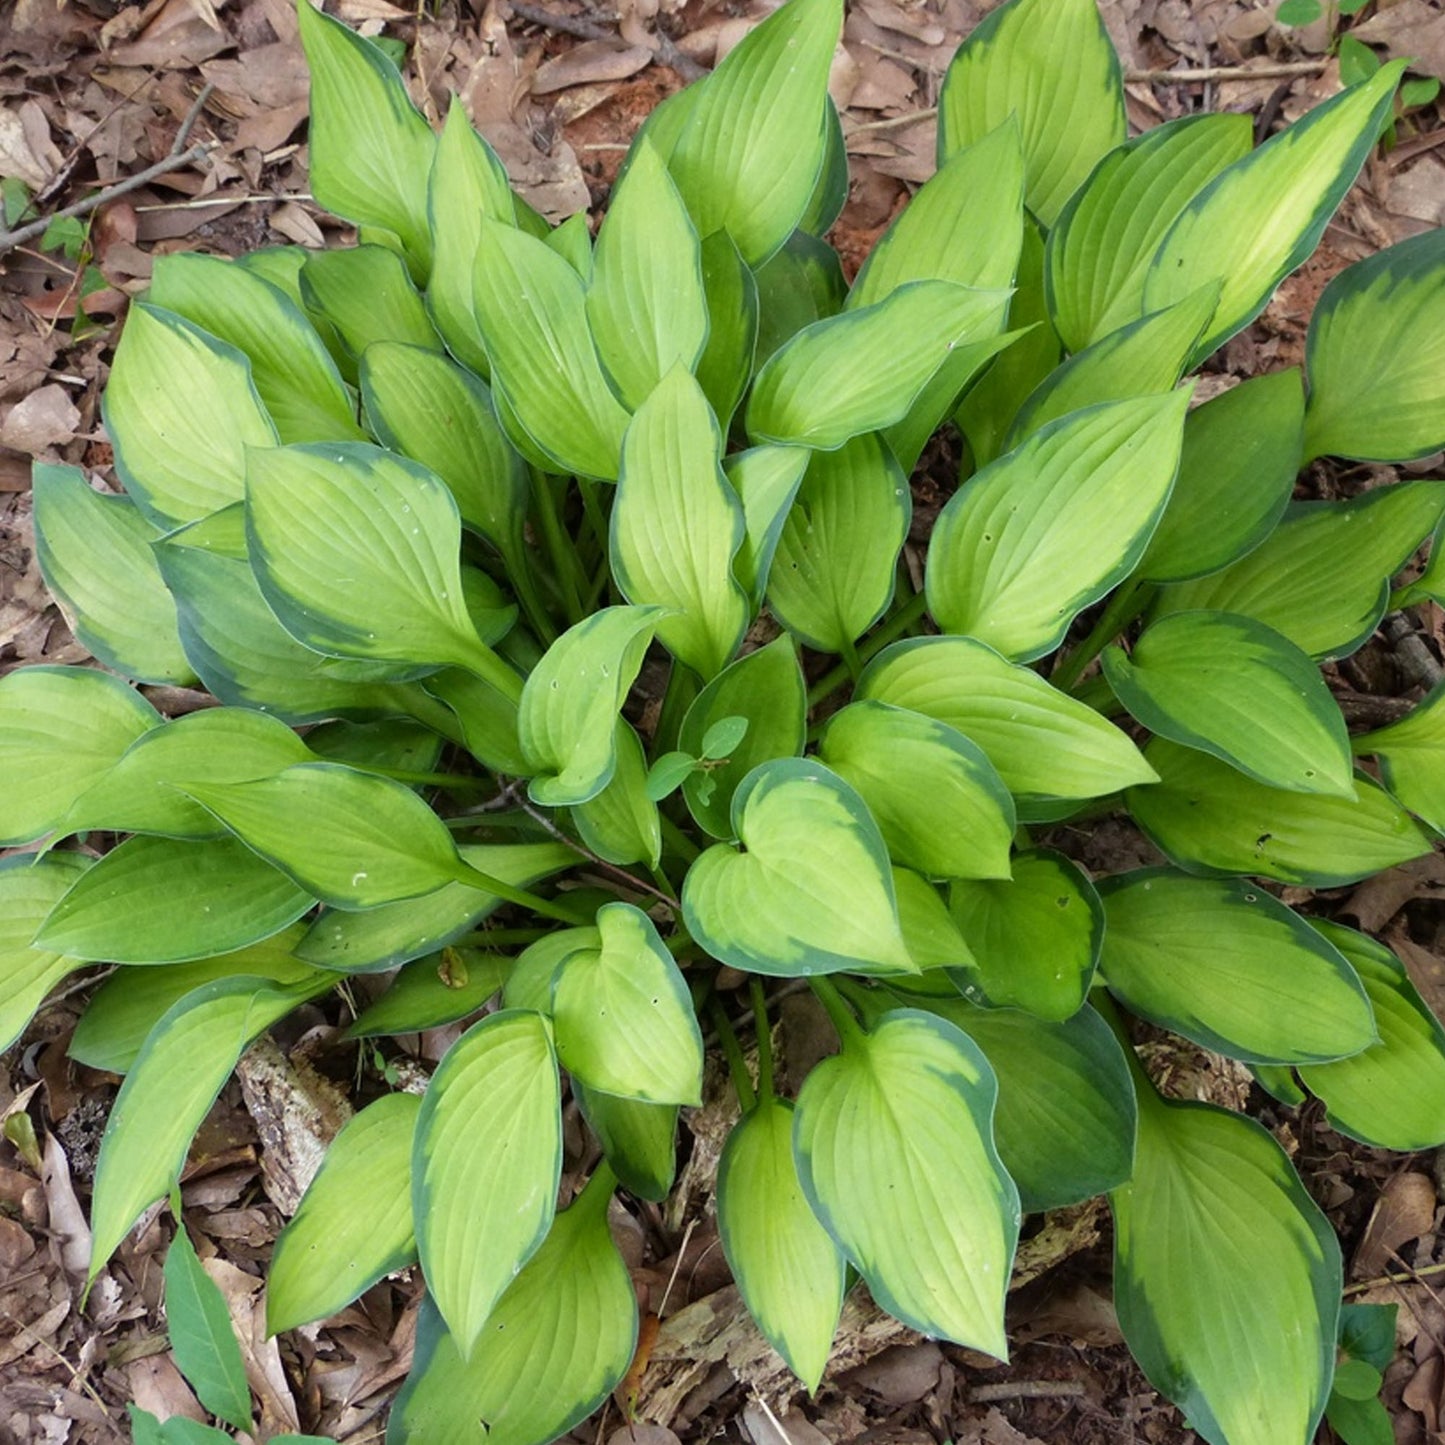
<box><xmin>507</xmin><ymin>0</ymin><xmax>705</xmax><ymax>81</ymax></box>
<box><xmin>1344</xmin><ymin>1258</ymin><xmax>1445</xmax><ymax>1296</ymax></box>
<box><xmin>0</xmin><ymin>84</ymin><xmax>217</xmax><ymax>256</ymax></box>
<box><xmin>972</xmin><ymin>1381</ymin><xmax>1088</xmax><ymax>1403</ymax></box>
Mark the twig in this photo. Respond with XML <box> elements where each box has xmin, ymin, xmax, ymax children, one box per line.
<box><xmin>846</xmin><ymin>108</ymin><xmax>938</xmax><ymax>137</ymax></box>
<box><xmin>515</xmin><ymin>797</ymin><xmax>682</xmax><ymax>909</ymax></box>
<box><xmin>506</xmin><ymin>0</ymin><xmax>704</xmax><ymax>81</ymax></box>
<box><xmin>971</xmin><ymin>1381</ymin><xmax>1088</xmax><ymax>1403</ymax></box>
<box><xmin>1125</xmin><ymin>60</ymin><xmax>1328</xmax><ymax>84</ymax></box>
<box><xmin>1344</xmin><ymin>1259</ymin><xmax>1445</xmax><ymax>1296</ymax></box>
<box><xmin>0</xmin><ymin>85</ymin><xmax>217</xmax><ymax>256</ymax></box>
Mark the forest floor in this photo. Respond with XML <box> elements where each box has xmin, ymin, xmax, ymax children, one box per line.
<box><xmin>3</xmin><ymin>0</ymin><xmax>1445</xmax><ymax>1441</ymax></box>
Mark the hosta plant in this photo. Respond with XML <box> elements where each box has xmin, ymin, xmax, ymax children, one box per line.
<box><xmin>4</xmin><ymin>0</ymin><xmax>1445</xmax><ymax>1440</ymax></box>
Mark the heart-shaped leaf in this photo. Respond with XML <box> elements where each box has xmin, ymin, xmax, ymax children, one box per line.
<box><xmin>574</xmin><ymin>1084</ymin><xmax>677</xmax><ymax>1202</ymax></box>
<box><xmin>0</xmin><ymin>854</ymin><xmax>91</xmax><ymax>1053</ymax></box>
<box><xmin>1353</xmin><ymin>677</ymin><xmax>1445</xmax><ymax>832</ymax></box>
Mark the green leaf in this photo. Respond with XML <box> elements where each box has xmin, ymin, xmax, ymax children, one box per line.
<box><xmin>892</xmin><ymin>868</ymin><xmax>976</xmax><ymax>975</ymax></box>
<box><xmin>304</xmin><ymin>717</ymin><xmax>443</xmax><ymax>776</ymax></box>
<box><xmin>696</xmin><ymin>229</ymin><xmax>759</xmax><ymax>428</ymax></box>
<box><xmin>164</xmin><ymin>1218</ymin><xmax>252</xmax><ymax>1430</ymax></box>
<box><xmin>664</xmin><ymin>0</ymin><xmax>841</xmax><ymax>266</ymax></box>
<box><xmin>1112</xmin><ymin>1079</ymin><xmax>1340</xmax><ymax>1445</ymax></box>
<box><xmin>718</xmin><ymin>1097</ymin><xmax>846</xmax><ymax>1391</ymax></box>
<box><xmin>472</xmin><ymin>219</ymin><xmax>632</xmax><ymax>480</ymax></box>
<box><xmin>1354</xmin><ymin>677</ymin><xmax>1445</xmax><ymax>832</ymax></box>
<box><xmin>679</xmin><ymin>636</ymin><xmax>807</xmax><ymax>839</ymax></box>
<box><xmin>1339</xmin><ymin>1302</ymin><xmax>1398</xmax><ymax>1373</ymax></box>
<box><xmin>927</xmin><ymin>391</ymin><xmax>1189</xmax><ymax>660</ymax></box>
<box><xmin>681</xmin><ymin>758</ymin><xmax>914</xmax><ymax>977</ymax></box>
<box><xmin>766</xmin><ymin>433</ymin><xmax>910</xmax><ymax>655</ymax></box>
<box><xmin>300</xmin><ymin>245</ymin><xmax>442</xmax><ymax>363</ymax></box>
<box><xmin>719</xmin><ymin>446</ymin><xmax>806</xmax><ymax>612</ymax></box>
<box><xmin>1128</xmin><ymin>739</ymin><xmax>1432</xmax><ymax>887</ymax></box>
<box><xmin>1152</xmin><ymin>480</ymin><xmax>1445</xmax><ymax>660</ymax></box>
<box><xmin>572</xmin><ymin>722</ymin><xmax>661</xmax><ymax>869</ymax></box>
<box><xmin>0</xmin><ymin>854</ymin><xmax>91</xmax><ymax>1053</ymax></box>
<box><xmin>794</xmin><ymin>1007</ymin><xmax>1018</xmax><ymax>1354</ymax></box>
<box><xmin>0</xmin><ymin>664</ymin><xmax>160</xmax><ymax>845</ymax></box>
<box><xmin>347</xmin><ymin>951</ymin><xmax>509</xmax><ymax>1038</ymax></box>
<box><xmin>1304</xmin><ymin>229</ymin><xmax>1445</xmax><ymax>462</ymax></box>
<box><xmin>553</xmin><ymin>902</ymin><xmax>703</xmax><ymax>1104</ymax></box>
<box><xmin>1326</xmin><ymin>1393</ymin><xmax>1394</xmax><ymax>1445</ymax></box>
<box><xmin>89</xmin><ymin>975</ymin><xmax>324</xmax><ymax>1277</ymax></box>
<box><xmin>101</xmin><ymin>303</ymin><xmax>278</xmax><ymax>529</ymax></box>
<box><xmin>1104</xmin><ymin>611</ymin><xmax>1353</xmax><ymax>796</ymax></box>
<box><xmin>31</xmin><ymin>465</ymin><xmax>195</xmax><ymax>685</ymax></box>
<box><xmin>412</xmin><ymin>1010</ymin><xmax>561</xmax><ymax>1357</ymax></box>
<box><xmin>752</xmin><ymin>230</ymin><xmax>846</xmax><ymax>370</ymax></box>
<box><xmin>643</xmin><ymin>750</ymin><xmax>698</xmax><ymax>803</ymax></box>
<box><xmin>503</xmin><ymin>927</ymin><xmax>599</xmax><ymax>1013</ymax></box>
<box><xmin>747</xmin><ymin>280</ymin><xmax>1011</xmax><ymax>450</ymax></box>
<box><xmin>1297</xmin><ymin>921</ymin><xmax>1445</xmax><ymax>1150</ymax></box>
<box><xmin>948</xmin><ymin>849</ymin><xmax>1102</xmax><ymax>1023</ymax></box>
<box><xmin>296</xmin><ymin>0</ymin><xmax>435</xmax><ymax>276</ymax></box>
<box><xmin>574</xmin><ymin>1083</ymin><xmax>677</xmax><ymax>1202</ymax></box>
<box><xmin>701</xmin><ymin>716</ymin><xmax>749</xmax><ymax>760</ymax></box>
<box><xmin>611</xmin><ymin>367</ymin><xmax>749</xmax><ymax>678</ymax></box>
<box><xmin>859</xmin><ymin>636</ymin><xmax>1157</xmax><ymax>802</ymax></box>
<box><xmin>1143</xmin><ymin>63</ymin><xmax>1405</xmax><ymax>360</ymax></box>
<box><xmin>518</xmin><ymin>605</ymin><xmax>662</xmax><ymax>807</ymax></box>
<box><xmin>423</xmin><ymin>669</ymin><xmax>526</xmax><ymax>776</ymax></box>
<box><xmin>1277</xmin><ymin>0</ymin><xmax>1323</xmax><ymax>23</ymax></box>
<box><xmin>388</xmin><ymin>1171</ymin><xmax>635</xmax><ymax>1445</ymax></box>
<box><xmin>1099</xmin><ymin>868</ymin><xmax>1375</xmax><ymax>1064</ymax></box>
<box><xmin>268</xmin><ymin>1092</ymin><xmax>421</xmax><ymax>1333</ymax></box>
<box><xmin>820</xmin><ymin>700</ymin><xmax>1015</xmax><ymax>880</ymax></box>
<box><xmin>1136</xmin><ymin>368</ymin><xmax>1305</xmax><ymax>584</ymax></box>
<box><xmin>938</xmin><ymin>0</ymin><xmax>1124</xmax><ymax>228</ymax></box>
<box><xmin>1045</xmin><ymin>113</ymin><xmax>1253</xmax><ymax>351</ymax></box>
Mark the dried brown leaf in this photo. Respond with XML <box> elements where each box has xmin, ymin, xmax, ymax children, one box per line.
<box><xmin>1354</xmin><ymin>1171</ymin><xmax>1440</xmax><ymax>1279</ymax></box>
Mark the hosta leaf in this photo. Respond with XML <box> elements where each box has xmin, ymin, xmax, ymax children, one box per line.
<box><xmin>518</xmin><ymin>606</ymin><xmax>662</xmax><ymax>807</ymax></box>
<box><xmin>766</xmin><ymin>433</ymin><xmax>910</xmax><ymax>655</ymax></box>
<box><xmin>1304</xmin><ymin>228</ymin><xmax>1445</xmax><ymax>462</ymax></box>
<box><xmin>1044</xmin><ymin>113</ymin><xmax>1253</xmax><ymax>351</ymax></box>
<box><xmin>299</xmin><ymin>245</ymin><xmax>442</xmax><ymax>363</ymax></box>
<box><xmin>347</xmin><ymin>951</ymin><xmax>510</xmax><ymax>1038</ymax></box>
<box><xmin>572</xmin><ymin>721</ymin><xmax>661</xmax><ymax>869</ymax></box>
<box><xmin>1129</xmin><ymin>739</ymin><xmax>1432</xmax><ymax>887</ymax></box>
<box><xmin>1104</xmin><ymin>611</ymin><xmax>1353</xmax><ymax>796</ymax></box>
<box><xmin>892</xmin><ymin>868</ymin><xmax>976</xmax><ymax>975</ymax></box>
<box><xmin>101</xmin><ymin>303</ymin><xmax>278</xmax><ymax>529</ymax></box>
<box><xmin>89</xmin><ymin>974</ymin><xmax>326</xmax><ymax>1278</ymax></box>
<box><xmin>546</xmin><ymin>211</ymin><xmax>593</xmax><ymax>278</ymax></box>
<box><xmin>1112</xmin><ymin>1079</ymin><xmax>1340</xmax><ymax>1445</ymax></box>
<box><xmin>472</xmin><ymin>219</ymin><xmax>632</xmax><ymax>480</ymax></box>
<box><xmin>0</xmin><ymin>665</ymin><xmax>159</xmax><ymax>845</ymax></box>
<box><xmin>679</xmin><ymin>636</ymin><xmax>807</xmax><ymax>839</ymax></box>
<box><xmin>573</xmin><ymin>1083</ymin><xmax>677</xmax><ymax>1201</ymax></box>
<box><xmin>1152</xmin><ymin>481</ymin><xmax>1445</xmax><ymax>660</ymax></box>
<box><xmin>388</xmin><ymin>1171</ymin><xmax>635</xmax><ymax>1445</ymax></box>
<box><xmin>1143</xmin><ymin>63</ymin><xmax>1405</xmax><ymax>360</ymax></box>
<box><xmin>148</xmin><ymin>252</ymin><xmax>363</xmax><ymax>444</ymax></box>
<box><xmin>1298</xmin><ymin>922</ymin><xmax>1445</xmax><ymax>1150</ymax></box>
<box><xmin>794</xmin><ymin>1008</ymin><xmax>1018</xmax><ymax>1354</ymax></box>
<box><xmin>31</xmin><ymin>465</ymin><xmax>194</xmax><ymax>685</ymax></box>
<box><xmin>1136</xmin><ymin>368</ymin><xmax>1305</xmax><ymax>584</ymax></box>
<box><xmin>267</xmin><ymin>1093</ymin><xmax>422</xmax><ymax>1333</ymax></box>
<box><xmin>747</xmin><ymin>281</ymin><xmax>1010</xmax><ymax>450</ymax></box>
<box><xmin>696</xmin><ymin>229</ymin><xmax>758</xmax><ymax>428</ymax></box>
<box><xmin>681</xmin><ymin>758</ymin><xmax>914</xmax><ymax>977</ymax></box>
<box><xmin>948</xmin><ymin>849</ymin><xmax>1102</xmax><ymax>1022</ymax></box>
<box><xmin>1099</xmin><ymin>869</ymin><xmax>1374</xmax><ymax>1064</ymax></box>
<box><xmin>412</xmin><ymin>1010</ymin><xmax>561</xmax><ymax>1357</ymax></box>
<box><xmin>927</xmin><ymin>391</ymin><xmax>1188</xmax><ymax>659</ymax></box>
<box><xmin>859</xmin><ymin>636</ymin><xmax>1157</xmax><ymax>802</ymax></box>
<box><xmin>664</xmin><ymin>0</ymin><xmax>841</xmax><ymax>266</ymax></box>
<box><xmin>799</xmin><ymin>96</ymin><xmax>848</xmax><ymax>237</ymax></box>
<box><xmin>503</xmin><ymin>928</ymin><xmax>600</xmax><ymax>1013</ymax></box>
<box><xmin>552</xmin><ymin>903</ymin><xmax>703</xmax><ymax>1104</ymax></box>
<box><xmin>722</xmin><ymin>445</ymin><xmax>809</xmax><ymax>609</ymax></box>
<box><xmin>424</xmin><ymin>669</ymin><xmax>527</xmax><ymax>776</ymax></box>
<box><xmin>296</xmin><ymin>0</ymin><xmax>435</xmax><ymax>276</ymax></box>
<box><xmin>718</xmin><ymin>1097</ymin><xmax>846</xmax><ymax>1391</ymax></box>
<box><xmin>0</xmin><ymin>854</ymin><xmax>91</xmax><ymax>1053</ymax></box>
<box><xmin>304</xmin><ymin>717</ymin><xmax>443</xmax><ymax>776</ymax></box>
<box><xmin>1354</xmin><ymin>678</ymin><xmax>1445</xmax><ymax>832</ymax></box>
<box><xmin>752</xmin><ymin>230</ymin><xmax>846</xmax><ymax>370</ymax></box>
<box><xmin>819</xmin><ymin>700</ymin><xmax>1015</xmax><ymax>880</ymax></box>
<box><xmin>611</xmin><ymin>367</ymin><xmax>749</xmax><ymax>678</ymax></box>
<box><xmin>164</xmin><ymin>1219</ymin><xmax>253</xmax><ymax>1430</ymax></box>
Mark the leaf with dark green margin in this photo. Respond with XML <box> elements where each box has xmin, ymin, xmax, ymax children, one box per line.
<box><xmin>296</xmin><ymin>0</ymin><xmax>435</xmax><ymax>276</ymax></box>
<box><xmin>411</xmin><ymin>1010</ymin><xmax>561</xmax><ymax>1357</ymax></box>
<box><xmin>766</xmin><ymin>433</ymin><xmax>910</xmax><ymax>655</ymax></box>
<box><xmin>891</xmin><ymin>868</ymin><xmax>977</xmax><ymax>977</ymax></box>
<box><xmin>304</xmin><ymin>718</ymin><xmax>442</xmax><ymax>776</ymax></box>
<box><xmin>1143</xmin><ymin>64</ymin><xmax>1405</xmax><ymax>360</ymax></box>
<box><xmin>718</xmin><ymin>1097</ymin><xmax>846</xmax><ymax>1391</ymax></box>
<box><xmin>794</xmin><ymin>1007</ymin><xmax>1018</xmax><ymax>1354</ymax></box>
<box><xmin>387</xmin><ymin>1170</ymin><xmax>635</xmax><ymax>1445</ymax></box>
<box><xmin>820</xmin><ymin>700</ymin><xmax>1015</xmax><ymax>881</ymax></box>
<box><xmin>858</xmin><ymin>636</ymin><xmax>1157</xmax><ymax>802</ymax></box>
<box><xmin>798</xmin><ymin>97</ymin><xmax>848</xmax><ymax>237</ymax></box>
<box><xmin>31</xmin><ymin>465</ymin><xmax>194</xmax><ymax>684</ymax></box>
<box><xmin>696</xmin><ymin>230</ymin><xmax>758</xmax><ymax>428</ymax></box>
<box><xmin>101</xmin><ymin>303</ymin><xmax>278</xmax><ymax>529</ymax></box>
<box><xmin>611</xmin><ymin>367</ymin><xmax>748</xmax><ymax>678</ymax></box>
<box><xmin>0</xmin><ymin>854</ymin><xmax>91</xmax><ymax>1053</ymax></box>
<box><xmin>502</xmin><ymin>928</ymin><xmax>600</xmax><ymax>1013</ymax></box>
<box><xmin>552</xmin><ymin>903</ymin><xmax>703</xmax><ymax>1104</ymax></box>
<box><xmin>572</xmin><ymin>721</ymin><xmax>661</xmax><ymax>869</ymax></box>
<box><xmin>1104</xmin><ymin>611</ymin><xmax>1353</xmax><ymax>797</ymax></box>
<box><xmin>1353</xmin><ymin>678</ymin><xmax>1445</xmax><ymax>832</ymax></box>
<box><xmin>299</xmin><ymin>246</ymin><xmax>442</xmax><ymax>362</ymax></box>
<box><xmin>1044</xmin><ymin>113</ymin><xmax>1253</xmax><ymax>350</ymax></box>
<box><xmin>721</xmin><ymin>445</ymin><xmax>809</xmax><ymax>610</ymax></box>
<box><xmin>164</xmin><ymin>1219</ymin><xmax>252</xmax><ymax>1429</ymax></box>
<box><xmin>575</xmin><ymin>1083</ymin><xmax>677</xmax><ymax>1202</ymax></box>
<box><xmin>948</xmin><ymin>849</ymin><xmax>1102</xmax><ymax>1022</ymax></box>
<box><xmin>267</xmin><ymin>1093</ymin><xmax>421</xmax><ymax>1333</ymax></box>
<box><xmin>423</xmin><ymin>669</ymin><xmax>527</xmax><ymax>776</ymax></box>
<box><xmin>938</xmin><ymin>0</ymin><xmax>1124</xmax><ymax>227</ymax></box>
<box><xmin>1297</xmin><ymin>921</ymin><xmax>1445</xmax><ymax>1150</ymax></box>
<box><xmin>518</xmin><ymin>606</ymin><xmax>663</xmax><ymax>807</ymax></box>
<box><xmin>1152</xmin><ymin>481</ymin><xmax>1445</xmax><ymax>660</ymax></box>
<box><xmin>1128</xmin><ymin>739</ymin><xmax>1431</xmax><ymax>886</ymax></box>
<box><xmin>1136</xmin><ymin>369</ymin><xmax>1304</xmax><ymax>584</ymax></box>
<box><xmin>0</xmin><ymin>665</ymin><xmax>159</xmax><ymax>845</ymax></box>
<box><xmin>928</xmin><ymin>390</ymin><xmax>1188</xmax><ymax>661</ymax></box>
<box><xmin>346</xmin><ymin>951</ymin><xmax>510</xmax><ymax>1038</ymax></box>
<box><xmin>1304</xmin><ymin>230</ymin><xmax>1445</xmax><ymax>463</ymax></box>
<box><xmin>1098</xmin><ymin>869</ymin><xmax>1375</xmax><ymax>1064</ymax></box>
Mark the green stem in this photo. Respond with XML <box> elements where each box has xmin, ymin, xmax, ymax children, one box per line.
<box><xmin>508</xmin><ymin>559</ymin><xmax>559</xmax><ymax>647</ymax></box>
<box><xmin>711</xmin><ymin>998</ymin><xmax>756</xmax><ymax>1112</ymax></box>
<box><xmin>807</xmin><ymin>590</ymin><xmax>930</xmax><ymax>708</ymax></box>
<box><xmin>530</xmin><ymin>469</ymin><xmax>585</xmax><ymax>625</ymax></box>
<box><xmin>352</xmin><ymin>765</ymin><xmax>489</xmax><ymax>790</ymax></box>
<box><xmin>655</xmin><ymin>662</ymin><xmax>700</xmax><ymax>756</ymax></box>
<box><xmin>809</xmin><ymin>976</ymin><xmax>865</xmax><ymax>1048</ymax></box>
<box><xmin>1052</xmin><ymin>578</ymin><xmax>1154</xmax><ymax>693</ymax></box>
<box><xmin>578</xmin><ymin>479</ymin><xmax>611</xmax><ymax>560</ymax></box>
<box><xmin>749</xmin><ymin>977</ymin><xmax>774</xmax><ymax>1101</ymax></box>
<box><xmin>660</xmin><ymin>814</ymin><xmax>701</xmax><ymax>864</ymax></box>
<box><xmin>453</xmin><ymin>927</ymin><xmax>555</xmax><ymax>947</ymax></box>
<box><xmin>451</xmin><ymin>864</ymin><xmax>592</xmax><ymax>926</ymax></box>
<box><xmin>454</xmin><ymin>635</ymin><xmax>526</xmax><ymax>705</ymax></box>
